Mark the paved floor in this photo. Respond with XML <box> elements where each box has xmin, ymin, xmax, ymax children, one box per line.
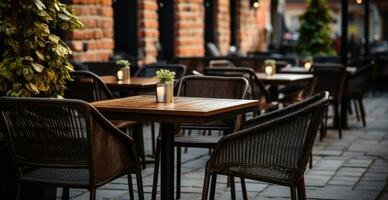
<box><xmin>65</xmin><ymin>94</ymin><xmax>388</xmax><ymax>200</ymax></box>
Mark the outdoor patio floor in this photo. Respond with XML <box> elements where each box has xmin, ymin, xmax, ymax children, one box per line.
<box><xmin>63</xmin><ymin>94</ymin><xmax>388</xmax><ymax>200</ymax></box>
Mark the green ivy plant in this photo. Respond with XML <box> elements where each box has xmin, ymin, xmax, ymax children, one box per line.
<box><xmin>0</xmin><ymin>0</ymin><xmax>83</xmax><ymax>97</ymax></box>
<box><xmin>296</xmin><ymin>0</ymin><xmax>336</xmax><ymax>56</ymax></box>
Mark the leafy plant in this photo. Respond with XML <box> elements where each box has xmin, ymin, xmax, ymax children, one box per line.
<box><xmin>116</xmin><ymin>59</ymin><xmax>130</xmax><ymax>68</ymax></box>
<box><xmin>264</xmin><ymin>59</ymin><xmax>276</xmax><ymax>66</ymax></box>
<box><xmin>0</xmin><ymin>0</ymin><xmax>83</xmax><ymax>97</ymax></box>
<box><xmin>297</xmin><ymin>0</ymin><xmax>335</xmax><ymax>56</ymax></box>
<box><xmin>154</xmin><ymin>69</ymin><xmax>175</xmax><ymax>83</ymax></box>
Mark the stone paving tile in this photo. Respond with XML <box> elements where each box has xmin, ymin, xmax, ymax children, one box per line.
<box><xmin>65</xmin><ymin>95</ymin><xmax>388</xmax><ymax>200</ymax></box>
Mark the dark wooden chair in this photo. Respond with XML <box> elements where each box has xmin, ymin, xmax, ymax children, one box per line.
<box><xmin>312</xmin><ymin>63</ymin><xmax>346</xmax><ymax>139</ymax></box>
<box><xmin>151</xmin><ymin>75</ymin><xmax>249</xmax><ymax>200</ymax></box>
<box><xmin>64</xmin><ymin>71</ymin><xmax>146</xmax><ymax>169</ymax></box>
<box><xmin>345</xmin><ymin>64</ymin><xmax>374</xmax><ymax>127</ymax></box>
<box><xmin>204</xmin><ymin>67</ymin><xmax>278</xmax><ymax>112</ymax></box>
<box><xmin>201</xmin><ymin>92</ymin><xmax>329</xmax><ymax>200</ymax></box>
<box><xmin>0</xmin><ymin>97</ymin><xmax>144</xmax><ymax>200</ymax></box>
<box><xmin>135</xmin><ymin>64</ymin><xmax>187</xmax><ymax>156</ymax></box>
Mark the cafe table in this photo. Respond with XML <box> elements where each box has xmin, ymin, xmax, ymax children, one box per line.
<box><xmin>91</xmin><ymin>95</ymin><xmax>259</xmax><ymax>200</ymax></box>
<box><xmin>279</xmin><ymin>66</ymin><xmax>357</xmax><ymax>74</ymax></box>
<box><xmin>255</xmin><ymin>73</ymin><xmax>314</xmax><ymax>100</ymax></box>
<box><xmin>100</xmin><ymin>76</ymin><xmax>157</xmax><ymax>94</ymax></box>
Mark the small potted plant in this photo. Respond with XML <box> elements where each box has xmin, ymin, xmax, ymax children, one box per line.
<box><xmin>154</xmin><ymin>69</ymin><xmax>175</xmax><ymax>103</ymax></box>
<box><xmin>116</xmin><ymin>60</ymin><xmax>130</xmax><ymax>81</ymax></box>
<box><xmin>264</xmin><ymin>59</ymin><xmax>276</xmax><ymax>76</ymax></box>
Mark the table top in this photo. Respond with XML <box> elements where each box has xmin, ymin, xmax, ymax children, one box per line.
<box><xmin>280</xmin><ymin>66</ymin><xmax>357</xmax><ymax>74</ymax></box>
<box><xmin>100</xmin><ymin>76</ymin><xmax>157</xmax><ymax>89</ymax></box>
<box><xmin>92</xmin><ymin>95</ymin><xmax>259</xmax><ymax>123</ymax></box>
<box><xmin>256</xmin><ymin>73</ymin><xmax>313</xmax><ymax>85</ymax></box>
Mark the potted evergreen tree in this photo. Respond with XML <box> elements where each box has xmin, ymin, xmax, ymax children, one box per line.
<box><xmin>0</xmin><ymin>0</ymin><xmax>83</xmax><ymax>199</ymax></box>
<box><xmin>297</xmin><ymin>0</ymin><xmax>336</xmax><ymax>57</ymax></box>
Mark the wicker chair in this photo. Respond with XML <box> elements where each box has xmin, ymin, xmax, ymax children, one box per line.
<box><xmin>345</xmin><ymin>64</ymin><xmax>374</xmax><ymax>127</ymax></box>
<box><xmin>201</xmin><ymin>92</ymin><xmax>329</xmax><ymax>200</ymax></box>
<box><xmin>312</xmin><ymin>63</ymin><xmax>346</xmax><ymax>139</ymax></box>
<box><xmin>152</xmin><ymin>75</ymin><xmax>249</xmax><ymax>200</ymax></box>
<box><xmin>204</xmin><ymin>67</ymin><xmax>278</xmax><ymax>112</ymax></box>
<box><xmin>64</xmin><ymin>71</ymin><xmax>146</xmax><ymax>169</ymax></box>
<box><xmin>0</xmin><ymin>97</ymin><xmax>144</xmax><ymax>200</ymax></box>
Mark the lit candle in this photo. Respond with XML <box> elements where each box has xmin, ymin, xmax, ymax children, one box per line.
<box><xmin>265</xmin><ymin>66</ymin><xmax>273</xmax><ymax>76</ymax></box>
<box><xmin>304</xmin><ymin>62</ymin><xmax>312</xmax><ymax>70</ymax></box>
<box><xmin>117</xmin><ymin>70</ymin><xmax>124</xmax><ymax>81</ymax></box>
<box><xmin>156</xmin><ymin>85</ymin><xmax>165</xmax><ymax>103</ymax></box>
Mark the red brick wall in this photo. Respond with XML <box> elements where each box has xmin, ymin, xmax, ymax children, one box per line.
<box><xmin>174</xmin><ymin>0</ymin><xmax>205</xmax><ymax>57</ymax></box>
<box><xmin>214</xmin><ymin>0</ymin><xmax>231</xmax><ymax>55</ymax></box>
<box><xmin>138</xmin><ymin>0</ymin><xmax>159</xmax><ymax>64</ymax></box>
<box><xmin>237</xmin><ymin>0</ymin><xmax>270</xmax><ymax>54</ymax></box>
<box><xmin>68</xmin><ymin>0</ymin><xmax>114</xmax><ymax>62</ymax></box>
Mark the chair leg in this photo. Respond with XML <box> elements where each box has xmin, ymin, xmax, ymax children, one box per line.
<box><xmin>128</xmin><ymin>173</ymin><xmax>134</xmax><ymax>200</ymax></box>
<box><xmin>358</xmin><ymin>98</ymin><xmax>366</xmax><ymax>127</ymax></box>
<box><xmin>209</xmin><ymin>174</ymin><xmax>217</xmax><ymax>200</ymax></box>
<box><xmin>89</xmin><ymin>188</ymin><xmax>96</xmax><ymax>200</ymax></box>
<box><xmin>62</xmin><ymin>187</ymin><xmax>69</xmax><ymax>200</ymax></box>
<box><xmin>297</xmin><ymin>176</ymin><xmax>307</xmax><ymax>200</ymax></box>
<box><xmin>151</xmin><ymin>122</ymin><xmax>156</xmax><ymax>157</ymax></box>
<box><xmin>241</xmin><ymin>178</ymin><xmax>248</xmax><ymax>200</ymax></box>
<box><xmin>201</xmin><ymin>170</ymin><xmax>211</xmax><ymax>200</ymax></box>
<box><xmin>16</xmin><ymin>181</ymin><xmax>22</xmax><ymax>200</ymax></box>
<box><xmin>230</xmin><ymin>176</ymin><xmax>236</xmax><ymax>200</ymax></box>
<box><xmin>136</xmin><ymin>170</ymin><xmax>144</xmax><ymax>200</ymax></box>
<box><xmin>132</xmin><ymin>124</ymin><xmax>146</xmax><ymax>169</ymax></box>
<box><xmin>334</xmin><ymin>103</ymin><xmax>342</xmax><ymax>139</ymax></box>
<box><xmin>290</xmin><ymin>186</ymin><xmax>297</xmax><ymax>200</ymax></box>
<box><xmin>176</xmin><ymin>147</ymin><xmax>181</xmax><ymax>199</ymax></box>
<box><xmin>151</xmin><ymin>138</ymin><xmax>161</xmax><ymax>200</ymax></box>
<box><xmin>309</xmin><ymin>153</ymin><xmax>313</xmax><ymax>169</ymax></box>
<box><xmin>353</xmin><ymin>99</ymin><xmax>361</xmax><ymax>122</ymax></box>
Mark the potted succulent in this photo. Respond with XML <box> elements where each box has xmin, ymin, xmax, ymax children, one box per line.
<box><xmin>264</xmin><ymin>59</ymin><xmax>276</xmax><ymax>76</ymax></box>
<box><xmin>0</xmin><ymin>0</ymin><xmax>83</xmax><ymax>199</ymax></box>
<box><xmin>154</xmin><ymin>69</ymin><xmax>175</xmax><ymax>103</ymax></box>
<box><xmin>115</xmin><ymin>59</ymin><xmax>130</xmax><ymax>81</ymax></box>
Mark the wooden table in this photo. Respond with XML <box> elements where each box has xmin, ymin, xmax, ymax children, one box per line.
<box><xmin>92</xmin><ymin>95</ymin><xmax>259</xmax><ymax>200</ymax></box>
<box><xmin>280</xmin><ymin>66</ymin><xmax>357</xmax><ymax>74</ymax></box>
<box><xmin>100</xmin><ymin>76</ymin><xmax>157</xmax><ymax>91</ymax></box>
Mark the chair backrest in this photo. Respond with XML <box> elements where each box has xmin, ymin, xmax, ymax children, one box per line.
<box><xmin>345</xmin><ymin>64</ymin><xmax>374</xmax><ymax>97</ymax></box>
<box><xmin>0</xmin><ymin>97</ymin><xmax>138</xmax><ymax>181</ymax></box>
<box><xmin>65</xmin><ymin>71</ymin><xmax>114</xmax><ymax>102</ymax></box>
<box><xmin>208</xmin><ymin>92</ymin><xmax>329</xmax><ymax>176</ymax></box>
<box><xmin>209</xmin><ymin>60</ymin><xmax>236</xmax><ymax>68</ymax></box>
<box><xmin>204</xmin><ymin>67</ymin><xmax>271</xmax><ymax>102</ymax></box>
<box><xmin>135</xmin><ymin>64</ymin><xmax>187</xmax><ymax>82</ymax></box>
<box><xmin>312</xmin><ymin>63</ymin><xmax>346</xmax><ymax>101</ymax></box>
<box><xmin>177</xmin><ymin>75</ymin><xmax>249</xmax><ymax>100</ymax></box>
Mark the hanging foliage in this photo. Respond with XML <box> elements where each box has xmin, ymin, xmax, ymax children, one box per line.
<box><xmin>296</xmin><ymin>0</ymin><xmax>336</xmax><ymax>56</ymax></box>
<box><xmin>0</xmin><ymin>0</ymin><xmax>83</xmax><ymax>97</ymax></box>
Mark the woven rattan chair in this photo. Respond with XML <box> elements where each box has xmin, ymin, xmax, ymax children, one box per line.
<box><xmin>204</xmin><ymin>67</ymin><xmax>278</xmax><ymax>112</ymax></box>
<box><xmin>135</xmin><ymin>64</ymin><xmax>187</xmax><ymax>155</ymax></box>
<box><xmin>65</xmin><ymin>71</ymin><xmax>146</xmax><ymax>168</ymax></box>
<box><xmin>0</xmin><ymin>97</ymin><xmax>144</xmax><ymax>200</ymax></box>
<box><xmin>201</xmin><ymin>92</ymin><xmax>329</xmax><ymax>200</ymax></box>
<box><xmin>312</xmin><ymin>63</ymin><xmax>346</xmax><ymax>139</ymax></box>
<box><xmin>345</xmin><ymin>64</ymin><xmax>374</xmax><ymax>127</ymax></box>
<box><xmin>151</xmin><ymin>75</ymin><xmax>249</xmax><ymax>200</ymax></box>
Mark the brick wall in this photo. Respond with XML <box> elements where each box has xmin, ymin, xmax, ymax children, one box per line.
<box><xmin>214</xmin><ymin>0</ymin><xmax>231</xmax><ymax>55</ymax></box>
<box><xmin>237</xmin><ymin>0</ymin><xmax>270</xmax><ymax>54</ymax></box>
<box><xmin>138</xmin><ymin>0</ymin><xmax>159</xmax><ymax>64</ymax></box>
<box><xmin>68</xmin><ymin>0</ymin><xmax>271</xmax><ymax>63</ymax></box>
<box><xmin>174</xmin><ymin>0</ymin><xmax>205</xmax><ymax>57</ymax></box>
<box><xmin>67</xmin><ymin>0</ymin><xmax>114</xmax><ymax>62</ymax></box>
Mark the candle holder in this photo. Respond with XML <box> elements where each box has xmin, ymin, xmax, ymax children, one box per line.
<box><xmin>116</xmin><ymin>70</ymin><xmax>124</xmax><ymax>81</ymax></box>
<box><xmin>304</xmin><ymin>56</ymin><xmax>313</xmax><ymax>71</ymax></box>
<box><xmin>154</xmin><ymin>69</ymin><xmax>176</xmax><ymax>103</ymax></box>
<box><xmin>264</xmin><ymin>59</ymin><xmax>276</xmax><ymax>76</ymax></box>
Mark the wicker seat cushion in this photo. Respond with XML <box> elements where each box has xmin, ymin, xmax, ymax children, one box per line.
<box><xmin>174</xmin><ymin>135</ymin><xmax>222</xmax><ymax>148</ymax></box>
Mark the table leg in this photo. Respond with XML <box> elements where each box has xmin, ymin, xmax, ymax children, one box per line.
<box><xmin>269</xmin><ymin>86</ymin><xmax>279</xmax><ymax>101</ymax></box>
<box><xmin>160</xmin><ymin>122</ymin><xmax>175</xmax><ymax>200</ymax></box>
